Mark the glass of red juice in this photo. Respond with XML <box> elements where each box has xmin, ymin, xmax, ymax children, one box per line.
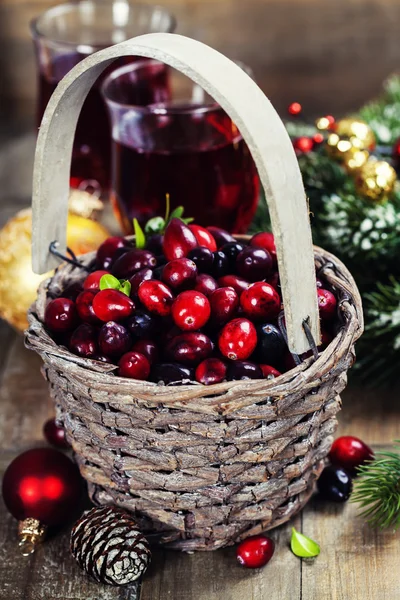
<box><xmin>102</xmin><ymin>62</ymin><xmax>260</xmax><ymax>234</ymax></box>
<box><xmin>30</xmin><ymin>1</ymin><xmax>176</xmax><ymax>196</ymax></box>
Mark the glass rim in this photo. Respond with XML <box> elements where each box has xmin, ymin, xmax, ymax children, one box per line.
<box><xmin>30</xmin><ymin>0</ymin><xmax>177</xmax><ymax>48</ymax></box>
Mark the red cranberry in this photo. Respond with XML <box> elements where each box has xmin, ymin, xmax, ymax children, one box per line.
<box><xmin>220</xmin><ymin>242</ymin><xmax>245</xmax><ymax>266</ymax></box>
<box><xmin>43</xmin><ymin>418</ymin><xmax>70</xmax><ymax>449</ymax></box>
<box><xmin>162</xmin><ymin>258</ymin><xmax>197</xmax><ymax>291</ymax></box>
<box><xmin>138</xmin><ymin>280</ymin><xmax>174</xmax><ymax>316</ymax></box>
<box><xmin>96</xmin><ymin>236</ymin><xmax>131</xmax><ymax>270</ymax></box>
<box><xmin>146</xmin><ymin>233</ymin><xmax>164</xmax><ymax>255</ymax></box>
<box><xmin>218</xmin><ymin>275</ymin><xmax>250</xmax><ymax>296</ymax></box>
<box><xmin>132</xmin><ymin>339</ymin><xmax>159</xmax><ymax>364</ymax></box>
<box><xmin>98</xmin><ymin>322</ymin><xmax>132</xmax><ymax>357</ymax></box>
<box><xmin>218</xmin><ymin>318</ymin><xmax>257</xmax><ymax>361</ymax></box>
<box><xmin>256</xmin><ymin>323</ymin><xmax>286</xmax><ymax>365</ymax></box>
<box><xmin>236</xmin><ymin>247</ymin><xmax>273</xmax><ymax>282</ymax></box>
<box><xmin>209</xmin><ymin>287</ymin><xmax>239</xmax><ymax>325</ymax></box>
<box><xmin>194</xmin><ymin>274</ymin><xmax>218</xmax><ymax>297</ymax></box>
<box><xmin>250</xmin><ymin>232</ymin><xmax>277</xmax><ymax>266</ymax></box>
<box><xmin>163</xmin><ymin>218</ymin><xmax>198</xmax><ymax>261</ymax></box>
<box><xmin>260</xmin><ymin>365</ymin><xmax>282</xmax><ymax>379</ymax></box>
<box><xmin>317</xmin><ymin>288</ymin><xmax>337</xmax><ymax>320</ymax></box>
<box><xmin>69</xmin><ymin>323</ymin><xmax>98</xmax><ymax>357</ymax></box>
<box><xmin>227</xmin><ymin>361</ymin><xmax>263</xmax><ymax>380</ymax></box>
<box><xmin>187</xmin><ymin>247</ymin><xmax>214</xmax><ymax>273</ymax></box>
<box><xmin>266</xmin><ymin>271</ymin><xmax>280</xmax><ymax>292</ymax></box>
<box><xmin>207</xmin><ymin>226</ymin><xmax>235</xmax><ymax>248</ymax></box>
<box><xmin>76</xmin><ymin>290</ymin><xmax>101</xmax><ymax>325</ymax></box>
<box><xmin>211</xmin><ymin>250</ymin><xmax>230</xmax><ymax>278</ymax></box>
<box><xmin>165</xmin><ymin>332</ymin><xmax>213</xmax><ymax>365</ymax></box>
<box><xmin>112</xmin><ymin>249</ymin><xmax>157</xmax><ymax>279</ymax></box>
<box><xmin>45</xmin><ymin>298</ymin><xmax>78</xmax><ymax>333</ymax></box>
<box><xmin>126</xmin><ymin>310</ymin><xmax>158</xmax><ymax>339</ymax></box>
<box><xmin>129</xmin><ymin>268</ymin><xmax>153</xmax><ymax>297</ymax></box>
<box><xmin>317</xmin><ymin>465</ymin><xmax>352</xmax><ymax>502</ymax></box>
<box><xmin>151</xmin><ymin>363</ymin><xmax>195</xmax><ymax>385</ymax></box>
<box><xmin>236</xmin><ymin>535</ymin><xmax>275</xmax><ymax>569</ymax></box>
<box><xmin>92</xmin><ymin>289</ymin><xmax>135</xmax><ymax>322</ymax></box>
<box><xmin>171</xmin><ymin>291</ymin><xmax>211</xmax><ymax>331</ymax></box>
<box><xmin>188</xmin><ymin>224</ymin><xmax>217</xmax><ymax>251</ymax></box>
<box><xmin>240</xmin><ymin>282</ymin><xmax>281</xmax><ymax>321</ymax></box>
<box><xmin>118</xmin><ymin>351</ymin><xmax>150</xmax><ymax>380</ymax></box>
<box><xmin>195</xmin><ymin>358</ymin><xmax>227</xmax><ymax>385</ymax></box>
<box><xmin>152</xmin><ymin>265</ymin><xmax>165</xmax><ymax>281</ymax></box>
<box><xmin>329</xmin><ymin>436</ymin><xmax>374</xmax><ymax>474</ymax></box>
<box><xmin>83</xmin><ymin>270</ymin><xmax>110</xmax><ymax>290</ymax></box>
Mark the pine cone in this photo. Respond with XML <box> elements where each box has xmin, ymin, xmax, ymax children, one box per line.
<box><xmin>70</xmin><ymin>506</ymin><xmax>151</xmax><ymax>586</ymax></box>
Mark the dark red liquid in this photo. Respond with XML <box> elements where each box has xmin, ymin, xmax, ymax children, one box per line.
<box><xmin>111</xmin><ymin>108</ymin><xmax>259</xmax><ymax>233</ymax></box>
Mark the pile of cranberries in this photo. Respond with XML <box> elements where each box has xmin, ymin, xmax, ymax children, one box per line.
<box><xmin>43</xmin><ymin>218</ymin><xmax>338</xmax><ymax>385</ymax></box>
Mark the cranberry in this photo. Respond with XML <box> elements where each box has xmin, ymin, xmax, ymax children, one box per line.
<box><xmin>92</xmin><ymin>353</ymin><xmax>114</xmax><ymax>364</ymax></box>
<box><xmin>146</xmin><ymin>234</ymin><xmax>164</xmax><ymax>255</ymax></box>
<box><xmin>240</xmin><ymin>282</ymin><xmax>281</xmax><ymax>321</ymax></box>
<box><xmin>329</xmin><ymin>436</ymin><xmax>374</xmax><ymax>473</ymax></box>
<box><xmin>256</xmin><ymin>323</ymin><xmax>286</xmax><ymax>365</ymax></box>
<box><xmin>218</xmin><ymin>275</ymin><xmax>250</xmax><ymax>296</ymax></box>
<box><xmin>171</xmin><ymin>291</ymin><xmax>211</xmax><ymax>331</ymax></box>
<box><xmin>236</xmin><ymin>535</ymin><xmax>275</xmax><ymax>569</ymax></box>
<box><xmin>209</xmin><ymin>287</ymin><xmax>239</xmax><ymax>325</ymax></box>
<box><xmin>138</xmin><ymin>280</ymin><xmax>174</xmax><ymax>316</ymax></box>
<box><xmin>218</xmin><ymin>318</ymin><xmax>257</xmax><ymax>361</ymax></box>
<box><xmin>317</xmin><ymin>288</ymin><xmax>337</xmax><ymax>320</ymax></box>
<box><xmin>188</xmin><ymin>224</ymin><xmax>217</xmax><ymax>251</ymax></box>
<box><xmin>76</xmin><ymin>290</ymin><xmax>101</xmax><ymax>325</ymax></box>
<box><xmin>211</xmin><ymin>251</ymin><xmax>230</xmax><ymax>278</ymax></box>
<box><xmin>92</xmin><ymin>289</ymin><xmax>135</xmax><ymax>322</ymax></box>
<box><xmin>220</xmin><ymin>242</ymin><xmax>245</xmax><ymax>266</ymax></box>
<box><xmin>152</xmin><ymin>265</ymin><xmax>165</xmax><ymax>281</ymax></box>
<box><xmin>162</xmin><ymin>258</ymin><xmax>197</xmax><ymax>291</ymax></box>
<box><xmin>83</xmin><ymin>270</ymin><xmax>110</xmax><ymax>290</ymax></box>
<box><xmin>163</xmin><ymin>218</ymin><xmax>198</xmax><ymax>261</ymax></box>
<box><xmin>194</xmin><ymin>274</ymin><xmax>218</xmax><ymax>297</ymax></box>
<box><xmin>129</xmin><ymin>268</ymin><xmax>153</xmax><ymax>297</ymax></box>
<box><xmin>165</xmin><ymin>332</ymin><xmax>213</xmax><ymax>365</ymax></box>
<box><xmin>207</xmin><ymin>226</ymin><xmax>235</xmax><ymax>248</ymax></box>
<box><xmin>62</xmin><ymin>282</ymin><xmax>83</xmax><ymax>301</ymax></box>
<box><xmin>112</xmin><ymin>249</ymin><xmax>157</xmax><ymax>279</ymax></box>
<box><xmin>45</xmin><ymin>298</ymin><xmax>78</xmax><ymax>333</ymax></box>
<box><xmin>317</xmin><ymin>465</ymin><xmax>353</xmax><ymax>503</ymax></box>
<box><xmin>132</xmin><ymin>339</ymin><xmax>159</xmax><ymax>364</ymax></box>
<box><xmin>266</xmin><ymin>271</ymin><xmax>280</xmax><ymax>292</ymax></box>
<box><xmin>43</xmin><ymin>418</ymin><xmax>70</xmax><ymax>449</ymax></box>
<box><xmin>98</xmin><ymin>322</ymin><xmax>132</xmax><ymax>357</ymax></box>
<box><xmin>227</xmin><ymin>361</ymin><xmax>263</xmax><ymax>380</ymax></box>
<box><xmin>69</xmin><ymin>323</ymin><xmax>98</xmax><ymax>357</ymax></box>
<box><xmin>195</xmin><ymin>358</ymin><xmax>227</xmax><ymax>385</ymax></box>
<box><xmin>260</xmin><ymin>365</ymin><xmax>282</xmax><ymax>379</ymax></box>
<box><xmin>96</xmin><ymin>236</ymin><xmax>131</xmax><ymax>270</ymax></box>
<box><xmin>151</xmin><ymin>363</ymin><xmax>195</xmax><ymax>385</ymax></box>
<box><xmin>187</xmin><ymin>247</ymin><xmax>214</xmax><ymax>273</ymax></box>
<box><xmin>126</xmin><ymin>310</ymin><xmax>158</xmax><ymax>339</ymax></box>
<box><xmin>236</xmin><ymin>247</ymin><xmax>272</xmax><ymax>282</ymax></box>
<box><xmin>118</xmin><ymin>351</ymin><xmax>151</xmax><ymax>380</ymax></box>
<box><xmin>250</xmin><ymin>232</ymin><xmax>277</xmax><ymax>266</ymax></box>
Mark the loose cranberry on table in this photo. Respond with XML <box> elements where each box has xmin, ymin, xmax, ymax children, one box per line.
<box><xmin>218</xmin><ymin>318</ymin><xmax>257</xmax><ymax>361</ymax></box>
<box><xmin>163</xmin><ymin>218</ymin><xmax>198</xmax><ymax>261</ymax></box>
<box><xmin>206</xmin><ymin>226</ymin><xmax>235</xmax><ymax>248</ymax></box>
<box><xmin>188</xmin><ymin>224</ymin><xmax>217</xmax><ymax>251</ymax></box>
<box><xmin>194</xmin><ymin>274</ymin><xmax>218</xmax><ymax>297</ymax></box>
<box><xmin>69</xmin><ymin>323</ymin><xmax>98</xmax><ymax>358</ymax></box>
<box><xmin>45</xmin><ymin>298</ymin><xmax>78</xmax><ymax>333</ymax></box>
<box><xmin>317</xmin><ymin>288</ymin><xmax>337</xmax><ymax>320</ymax></box>
<box><xmin>227</xmin><ymin>361</ymin><xmax>263</xmax><ymax>381</ymax></box>
<box><xmin>260</xmin><ymin>365</ymin><xmax>282</xmax><ymax>379</ymax></box>
<box><xmin>92</xmin><ymin>289</ymin><xmax>135</xmax><ymax>322</ymax></box>
<box><xmin>255</xmin><ymin>323</ymin><xmax>286</xmax><ymax>365</ymax></box>
<box><xmin>209</xmin><ymin>287</ymin><xmax>239</xmax><ymax>325</ymax></box>
<box><xmin>151</xmin><ymin>363</ymin><xmax>195</xmax><ymax>385</ymax></box>
<box><xmin>118</xmin><ymin>351</ymin><xmax>151</xmax><ymax>380</ymax></box>
<box><xmin>138</xmin><ymin>280</ymin><xmax>174</xmax><ymax>316</ymax></box>
<box><xmin>96</xmin><ymin>236</ymin><xmax>131</xmax><ymax>270</ymax></box>
<box><xmin>76</xmin><ymin>290</ymin><xmax>101</xmax><ymax>325</ymax></box>
<box><xmin>187</xmin><ymin>247</ymin><xmax>214</xmax><ymax>273</ymax></box>
<box><xmin>165</xmin><ymin>332</ymin><xmax>213</xmax><ymax>366</ymax></box>
<box><xmin>317</xmin><ymin>465</ymin><xmax>353</xmax><ymax>503</ymax></box>
<box><xmin>43</xmin><ymin>417</ymin><xmax>70</xmax><ymax>449</ymax></box>
<box><xmin>218</xmin><ymin>275</ymin><xmax>250</xmax><ymax>297</ymax></box>
<box><xmin>240</xmin><ymin>282</ymin><xmax>281</xmax><ymax>321</ymax></box>
<box><xmin>250</xmin><ymin>232</ymin><xmax>277</xmax><ymax>266</ymax></box>
<box><xmin>236</xmin><ymin>246</ymin><xmax>273</xmax><ymax>282</ymax></box>
<box><xmin>236</xmin><ymin>535</ymin><xmax>275</xmax><ymax>569</ymax></box>
<box><xmin>171</xmin><ymin>291</ymin><xmax>211</xmax><ymax>331</ymax></box>
<box><xmin>83</xmin><ymin>270</ymin><xmax>110</xmax><ymax>290</ymax></box>
<box><xmin>195</xmin><ymin>358</ymin><xmax>227</xmax><ymax>385</ymax></box>
<box><xmin>112</xmin><ymin>249</ymin><xmax>157</xmax><ymax>279</ymax></box>
<box><xmin>162</xmin><ymin>258</ymin><xmax>197</xmax><ymax>291</ymax></box>
<box><xmin>98</xmin><ymin>322</ymin><xmax>132</xmax><ymax>357</ymax></box>
<box><xmin>329</xmin><ymin>436</ymin><xmax>374</xmax><ymax>473</ymax></box>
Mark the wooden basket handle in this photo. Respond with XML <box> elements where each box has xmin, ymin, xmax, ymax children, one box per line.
<box><xmin>31</xmin><ymin>33</ymin><xmax>320</xmax><ymax>353</ymax></box>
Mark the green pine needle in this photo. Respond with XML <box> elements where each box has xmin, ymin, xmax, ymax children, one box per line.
<box><xmin>352</xmin><ymin>442</ymin><xmax>400</xmax><ymax>529</ymax></box>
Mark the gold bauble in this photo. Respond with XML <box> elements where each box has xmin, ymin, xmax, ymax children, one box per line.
<box><xmin>342</xmin><ymin>148</ymin><xmax>370</xmax><ymax>172</ymax></box>
<box><xmin>0</xmin><ymin>208</ymin><xmax>110</xmax><ymax>331</ymax></box>
<box><xmin>355</xmin><ymin>159</ymin><xmax>397</xmax><ymax>203</ymax></box>
<box><xmin>326</xmin><ymin>118</ymin><xmax>376</xmax><ymax>161</ymax></box>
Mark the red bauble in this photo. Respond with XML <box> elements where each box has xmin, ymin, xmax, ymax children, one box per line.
<box><xmin>236</xmin><ymin>535</ymin><xmax>275</xmax><ymax>569</ymax></box>
<box><xmin>2</xmin><ymin>448</ymin><xmax>82</xmax><ymax>526</ymax></box>
<box><xmin>329</xmin><ymin>436</ymin><xmax>374</xmax><ymax>473</ymax></box>
<box><xmin>393</xmin><ymin>138</ymin><xmax>400</xmax><ymax>168</ymax></box>
<box><xmin>288</xmin><ymin>102</ymin><xmax>302</xmax><ymax>116</ymax></box>
<box><xmin>43</xmin><ymin>418</ymin><xmax>70</xmax><ymax>449</ymax></box>
<box><xmin>293</xmin><ymin>136</ymin><xmax>314</xmax><ymax>154</ymax></box>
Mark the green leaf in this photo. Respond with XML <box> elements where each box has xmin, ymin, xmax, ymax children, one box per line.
<box><xmin>182</xmin><ymin>217</ymin><xmax>195</xmax><ymax>224</ymax></box>
<box><xmin>133</xmin><ymin>218</ymin><xmax>146</xmax><ymax>249</ymax></box>
<box><xmin>144</xmin><ymin>216</ymin><xmax>165</xmax><ymax>234</ymax></box>
<box><xmin>119</xmin><ymin>280</ymin><xmax>131</xmax><ymax>297</ymax></box>
<box><xmin>169</xmin><ymin>206</ymin><xmax>185</xmax><ymax>221</ymax></box>
<box><xmin>290</xmin><ymin>528</ymin><xmax>320</xmax><ymax>558</ymax></box>
<box><xmin>100</xmin><ymin>274</ymin><xmax>121</xmax><ymax>291</ymax></box>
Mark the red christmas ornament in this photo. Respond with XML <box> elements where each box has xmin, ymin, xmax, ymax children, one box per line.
<box><xmin>293</xmin><ymin>136</ymin><xmax>314</xmax><ymax>155</ymax></box>
<box><xmin>2</xmin><ymin>448</ymin><xmax>82</xmax><ymax>554</ymax></box>
<box><xmin>313</xmin><ymin>132</ymin><xmax>325</xmax><ymax>145</ymax></box>
<box><xmin>393</xmin><ymin>137</ymin><xmax>400</xmax><ymax>168</ymax></box>
<box><xmin>236</xmin><ymin>535</ymin><xmax>275</xmax><ymax>568</ymax></box>
<box><xmin>43</xmin><ymin>417</ymin><xmax>70</xmax><ymax>449</ymax></box>
<box><xmin>329</xmin><ymin>436</ymin><xmax>374</xmax><ymax>473</ymax></box>
<box><xmin>288</xmin><ymin>102</ymin><xmax>302</xmax><ymax>116</ymax></box>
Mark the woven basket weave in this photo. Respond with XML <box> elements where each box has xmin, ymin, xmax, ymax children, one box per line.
<box><xmin>26</xmin><ymin>34</ymin><xmax>363</xmax><ymax>551</ymax></box>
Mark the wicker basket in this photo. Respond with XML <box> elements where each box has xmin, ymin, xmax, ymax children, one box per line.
<box><xmin>26</xmin><ymin>34</ymin><xmax>363</xmax><ymax>551</ymax></box>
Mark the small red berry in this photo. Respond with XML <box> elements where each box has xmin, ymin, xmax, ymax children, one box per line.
<box><xmin>43</xmin><ymin>418</ymin><xmax>70</xmax><ymax>449</ymax></box>
<box><xmin>98</xmin><ymin>322</ymin><xmax>131</xmax><ymax>357</ymax></box>
<box><xmin>218</xmin><ymin>275</ymin><xmax>250</xmax><ymax>297</ymax></box>
<box><xmin>195</xmin><ymin>358</ymin><xmax>227</xmax><ymax>385</ymax></box>
<box><xmin>138</xmin><ymin>280</ymin><xmax>174</xmax><ymax>316</ymax></box>
<box><xmin>112</xmin><ymin>249</ymin><xmax>157</xmax><ymax>279</ymax></box>
<box><xmin>166</xmin><ymin>332</ymin><xmax>213</xmax><ymax>365</ymax></box>
<box><xmin>69</xmin><ymin>323</ymin><xmax>98</xmax><ymax>357</ymax></box>
<box><xmin>132</xmin><ymin>339</ymin><xmax>159</xmax><ymax>364</ymax></box>
<box><xmin>129</xmin><ymin>268</ymin><xmax>153</xmax><ymax>297</ymax></box>
<box><xmin>236</xmin><ymin>535</ymin><xmax>275</xmax><ymax>569</ymax></box>
<box><xmin>92</xmin><ymin>289</ymin><xmax>135</xmax><ymax>322</ymax></box>
<box><xmin>317</xmin><ymin>288</ymin><xmax>337</xmax><ymax>320</ymax></box>
<box><xmin>96</xmin><ymin>236</ymin><xmax>131</xmax><ymax>270</ymax></box>
<box><xmin>118</xmin><ymin>351</ymin><xmax>151</xmax><ymax>380</ymax></box>
<box><xmin>236</xmin><ymin>247</ymin><xmax>272</xmax><ymax>282</ymax></box>
<box><xmin>260</xmin><ymin>365</ymin><xmax>282</xmax><ymax>379</ymax></box>
<box><xmin>194</xmin><ymin>274</ymin><xmax>218</xmax><ymax>297</ymax></box>
<box><xmin>188</xmin><ymin>224</ymin><xmax>217</xmax><ymax>251</ymax></box>
<box><xmin>83</xmin><ymin>270</ymin><xmax>110</xmax><ymax>290</ymax></box>
<box><xmin>218</xmin><ymin>318</ymin><xmax>257</xmax><ymax>361</ymax></box>
<box><xmin>45</xmin><ymin>298</ymin><xmax>78</xmax><ymax>333</ymax></box>
<box><xmin>162</xmin><ymin>258</ymin><xmax>197</xmax><ymax>291</ymax></box>
<box><xmin>76</xmin><ymin>290</ymin><xmax>101</xmax><ymax>325</ymax></box>
<box><xmin>250</xmin><ymin>232</ymin><xmax>277</xmax><ymax>266</ymax></box>
<box><xmin>206</xmin><ymin>226</ymin><xmax>235</xmax><ymax>248</ymax></box>
<box><xmin>329</xmin><ymin>436</ymin><xmax>374</xmax><ymax>473</ymax></box>
<box><xmin>163</xmin><ymin>218</ymin><xmax>198</xmax><ymax>261</ymax></box>
<box><xmin>240</xmin><ymin>282</ymin><xmax>281</xmax><ymax>321</ymax></box>
<box><xmin>171</xmin><ymin>291</ymin><xmax>211</xmax><ymax>331</ymax></box>
<box><xmin>209</xmin><ymin>287</ymin><xmax>239</xmax><ymax>325</ymax></box>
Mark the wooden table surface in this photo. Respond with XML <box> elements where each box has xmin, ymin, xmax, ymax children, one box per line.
<box><xmin>1</xmin><ymin>134</ymin><xmax>400</xmax><ymax>600</ymax></box>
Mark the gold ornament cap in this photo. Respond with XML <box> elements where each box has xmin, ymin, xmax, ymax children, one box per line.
<box><xmin>18</xmin><ymin>518</ymin><xmax>46</xmax><ymax>556</ymax></box>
